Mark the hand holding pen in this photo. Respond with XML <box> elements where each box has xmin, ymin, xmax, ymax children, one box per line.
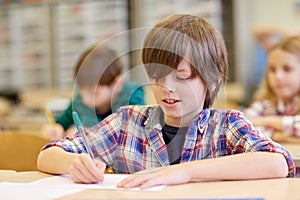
<box><xmin>41</xmin><ymin>107</ymin><xmax>64</xmax><ymax>140</ymax></box>
<box><xmin>69</xmin><ymin>111</ymin><xmax>106</xmax><ymax>183</ymax></box>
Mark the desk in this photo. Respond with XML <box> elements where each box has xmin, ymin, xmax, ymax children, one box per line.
<box><xmin>0</xmin><ymin>170</ymin><xmax>52</xmax><ymax>183</ymax></box>
<box><xmin>1</xmin><ymin>171</ymin><xmax>300</xmax><ymax>200</ymax></box>
<box><xmin>0</xmin><ymin>106</ymin><xmax>47</xmax><ymax>134</ymax></box>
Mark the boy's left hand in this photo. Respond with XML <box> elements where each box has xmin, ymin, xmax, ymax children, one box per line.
<box><xmin>117</xmin><ymin>165</ymin><xmax>190</xmax><ymax>189</ymax></box>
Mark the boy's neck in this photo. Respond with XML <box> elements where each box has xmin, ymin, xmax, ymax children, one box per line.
<box><xmin>164</xmin><ymin>117</ymin><xmax>192</xmax><ymax>128</ymax></box>
<box><xmin>163</xmin><ymin>109</ymin><xmax>203</xmax><ymax>128</ymax></box>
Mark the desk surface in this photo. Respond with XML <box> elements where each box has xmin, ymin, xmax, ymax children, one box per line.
<box><xmin>0</xmin><ymin>143</ymin><xmax>299</xmax><ymax>200</ymax></box>
<box><xmin>1</xmin><ymin>171</ymin><xmax>300</xmax><ymax>200</ymax></box>
<box><xmin>0</xmin><ymin>170</ymin><xmax>51</xmax><ymax>183</ymax></box>
<box><xmin>60</xmin><ymin>178</ymin><xmax>300</xmax><ymax>200</ymax></box>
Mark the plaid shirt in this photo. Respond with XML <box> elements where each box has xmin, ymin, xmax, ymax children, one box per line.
<box><xmin>244</xmin><ymin>97</ymin><xmax>300</xmax><ymax>137</ymax></box>
<box><xmin>43</xmin><ymin>105</ymin><xmax>295</xmax><ymax>177</ymax></box>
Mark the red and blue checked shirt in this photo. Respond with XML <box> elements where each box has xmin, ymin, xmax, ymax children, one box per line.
<box><xmin>244</xmin><ymin>96</ymin><xmax>300</xmax><ymax>137</ymax></box>
<box><xmin>42</xmin><ymin>105</ymin><xmax>295</xmax><ymax>177</ymax></box>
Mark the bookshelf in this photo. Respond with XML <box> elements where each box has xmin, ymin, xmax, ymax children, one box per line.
<box><xmin>52</xmin><ymin>0</ymin><xmax>129</xmax><ymax>89</ymax></box>
<box><xmin>0</xmin><ymin>3</ymin><xmax>51</xmax><ymax>90</ymax></box>
<box><xmin>0</xmin><ymin>0</ymin><xmax>223</xmax><ymax>91</ymax></box>
<box><xmin>0</xmin><ymin>0</ymin><xmax>129</xmax><ymax>91</ymax></box>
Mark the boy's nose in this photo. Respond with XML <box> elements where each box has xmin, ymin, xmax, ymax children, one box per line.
<box><xmin>162</xmin><ymin>75</ymin><xmax>176</xmax><ymax>93</ymax></box>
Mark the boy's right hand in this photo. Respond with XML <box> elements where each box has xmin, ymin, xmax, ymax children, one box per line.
<box><xmin>69</xmin><ymin>153</ymin><xmax>106</xmax><ymax>183</ymax></box>
<box><xmin>41</xmin><ymin>124</ymin><xmax>64</xmax><ymax>140</ymax></box>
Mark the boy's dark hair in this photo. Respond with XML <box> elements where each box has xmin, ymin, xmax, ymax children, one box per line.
<box><xmin>73</xmin><ymin>45</ymin><xmax>123</xmax><ymax>87</ymax></box>
<box><xmin>142</xmin><ymin>14</ymin><xmax>228</xmax><ymax>108</ymax></box>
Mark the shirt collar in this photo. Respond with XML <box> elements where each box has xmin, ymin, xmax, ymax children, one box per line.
<box><xmin>197</xmin><ymin>108</ymin><xmax>210</xmax><ymax>132</ymax></box>
<box><xmin>144</xmin><ymin>106</ymin><xmax>164</xmax><ymax>130</ymax></box>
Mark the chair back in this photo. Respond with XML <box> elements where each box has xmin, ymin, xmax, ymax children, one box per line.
<box><xmin>0</xmin><ymin>132</ymin><xmax>50</xmax><ymax>171</ymax></box>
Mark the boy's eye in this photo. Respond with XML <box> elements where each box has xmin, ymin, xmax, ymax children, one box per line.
<box><xmin>175</xmin><ymin>70</ymin><xmax>191</xmax><ymax>81</ymax></box>
<box><xmin>175</xmin><ymin>73</ymin><xmax>190</xmax><ymax>81</ymax></box>
<box><xmin>176</xmin><ymin>76</ymin><xmax>189</xmax><ymax>81</ymax></box>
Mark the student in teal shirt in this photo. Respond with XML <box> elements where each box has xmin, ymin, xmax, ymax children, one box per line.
<box><xmin>42</xmin><ymin>44</ymin><xmax>145</xmax><ymax>139</ymax></box>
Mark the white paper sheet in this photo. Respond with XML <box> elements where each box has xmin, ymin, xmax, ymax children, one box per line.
<box><xmin>31</xmin><ymin>173</ymin><xmax>165</xmax><ymax>191</ymax></box>
<box><xmin>0</xmin><ymin>182</ymin><xmax>83</xmax><ymax>200</ymax></box>
<box><xmin>0</xmin><ymin>174</ymin><xmax>165</xmax><ymax>200</ymax></box>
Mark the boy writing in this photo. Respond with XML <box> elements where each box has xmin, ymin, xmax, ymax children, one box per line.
<box><xmin>38</xmin><ymin>14</ymin><xmax>295</xmax><ymax>187</ymax></box>
<box><xmin>42</xmin><ymin>45</ymin><xmax>145</xmax><ymax>139</ymax></box>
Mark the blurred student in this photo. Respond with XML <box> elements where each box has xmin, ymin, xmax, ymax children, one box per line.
<box><xmin>244</xmin><ymin>36</ymin><xmax>300</xmax><ymax>142</ymax></box>
<box><xmin>37</xmin><ymin>14</ymin><xmax>295</xmax><ymax>187</ymax></box>
<box><xmin>42</xmin><ymin>45</ymin><xmax>145</xmax><ymax>140</ymax></box>
<box><xmin>248</xmin><ymin>25</ymin><xmax>298</xmax><ymax>102</ymax></box>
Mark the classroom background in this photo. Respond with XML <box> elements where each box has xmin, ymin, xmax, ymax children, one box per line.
<box><xmin>0</xmin><ymin>0</ymin><xmax>299</xmax><ymax>170</ymax></box>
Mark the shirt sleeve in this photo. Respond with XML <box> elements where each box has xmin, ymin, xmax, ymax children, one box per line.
<box><xmin>282</xmin><ymin>115</ymin><xmax>300</xmax><ymax>137</ymax></box>
<box><xmin>227</xmin><ymin>110</ymin><xmax>296</xmax><ymax>177</ymax></box>
<box><xmin>55</xmin><ymin>102</ymin><xmax>74</xmax><ymax>131</ymax></box>
<box><xmin>112</xmin><ymin>82</ymin><xmax>146</xmax><ymax>112</ymax></box>
<box><xmin>129</xmin><ymin>85</ymin><xmax>145</xmax><ymax>105</ymax></box>
<box><xmin>42</xmin><ymin>110</ymin><xmax>124</xmax><ymax>166</ymax></box>
<box><xmin>243</xmin><ymin>100</ymin><xmax>269</xmax><ymax>116</ymax></box>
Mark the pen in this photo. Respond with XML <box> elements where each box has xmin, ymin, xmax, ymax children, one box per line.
<box><xmin>72</xmin><ymin>111</ymin><xmax>95</xmax><ymax>160</ymax></box>
<box><xmin>44</xmin><ymin>107</ymin><xmax>56</xmax><ymax>125</ymax></box>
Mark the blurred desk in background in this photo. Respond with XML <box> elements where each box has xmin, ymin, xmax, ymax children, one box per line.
<box><xmin>0</xmin><ymin>106</ymin><xmax>47</xmax><ymax>134</ymax></box>
<box><xmin>0</xmin><ymin>89</ymin><xmax>72</xmax><ymax>134</ymax></box>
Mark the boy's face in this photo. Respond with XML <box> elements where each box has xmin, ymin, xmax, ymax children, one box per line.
<box><xmin>150</xmin><ymin>59</ymin><xmax>208</xmax><ymax>127</ymax></box>
<box><xmin>80</xmin><ymin>85</ymin><xmax>113</xmax><ymax>111</ymax></box>
<box><xmin>267</xmin><ymin>49</ymin><xmax>300</xmax><ymax>102</ymax></box>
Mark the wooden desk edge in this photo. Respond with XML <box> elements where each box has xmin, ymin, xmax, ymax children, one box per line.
<box><xmin>0</xmin><ymin>171</ymin><xmax>52</xmax><ymax>183</ymax></box>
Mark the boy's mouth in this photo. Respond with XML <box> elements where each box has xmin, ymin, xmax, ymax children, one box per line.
<box><xmin>163</xmin><ymin>99</ymin><xmax>180</xmax><ymax>104</ymax></box>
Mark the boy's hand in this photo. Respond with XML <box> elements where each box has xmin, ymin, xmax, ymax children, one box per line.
<box><xmin>41</xmin><ymin>124</ymin><xmax>64</xmax><ymax>140</ymax></box>
<box><xmin>117</xmin><ymin>165</ymin><xmax>190</xmax><ymax>189</ymax></box>
<box><xmin>65</xmin><ymin>126</ymin><xmax>78</xmax><ymax>137</ymax></box>
<box><xmin>68</xmin><ymin>153</ymin><xmax>106</xmax><ymax>184</ymax></box>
